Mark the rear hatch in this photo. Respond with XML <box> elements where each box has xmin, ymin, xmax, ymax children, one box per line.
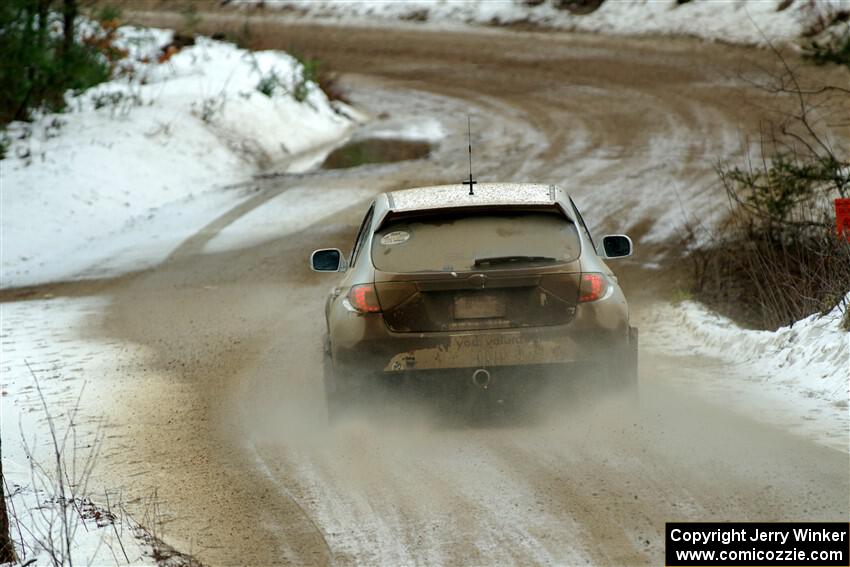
<box><xmin>371</xmin><ymin>210</ymin><xmax>582</xmax><ymax>333</ymax></box>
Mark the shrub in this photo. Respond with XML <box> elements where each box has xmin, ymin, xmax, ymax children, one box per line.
<box><xmin>58</xmin><ymin>42</ymin><xmax>111</xmax><ymax>93</ymax></box>
<box><xmin>803</xmin><ymin>24</ymin><xmax>850</xmax><ymax>67</ymax></box>
<box><xmin>196</xmin><ymin>94</ymin><xmax>225</xmax><ymax>123</ymax></box>
<box><xmin>399</xmin><ymin>9</ymin><xmax>429</xmax><ymax>22</ymax></box>
<box><xmin>685</xmin><ymin>47</ymin><xmax>849</xmax><ymax>330</ymax></box>
<box><xmin>688</xmin><ymin>224</ymin><xmax>850</xmax><ymax>329</ymax></box>
<box><xmin>93</xmin><ymin>4</ymin><xmax>122</xmax><ymax>24</ymax></box>
<box><xmin>293</xmin><ymin>55</ymin><xmax>318</xmax><ymax>102</ymax></box>
<box><xmin>800</xmin><ymin>0</ymin><xmax>850</xmax><ymax>66</ymax></box>
<box><xmin>255</xmin><ymin>69</ymin><xmax>281</xmax><ymax>97</ymax></box>
<box><xmin>89</xmin><ymin>89</ymin><xmax>141</xmax><ymax>117</ymax></box>
<box><xmin>800</xmin><ymin>1</ymin><xmax>849</xmax><ymax>38</ymax></box>
<box><xmin>552</xmin><ymin>0</ymin><xmax>605</xmax><ymax>15</ymax></box>
<box><xmin>0</xmin><ymin>130</ymin><xmax>10</xmax><ymax>160</ymax></box>
<box><xmin>686</xmin><ymin>142</ymin><xmax>849</xmax><ymax>330</ymax></box>
<box><xmin>718</xmin><ymin>153</ymin><xmax>848</xmax><ymax>243</ymax></box>
<box><xmin>290</xmin><ymin>55</ymin><xmax>349</xmax><ymax>103</ymax></box>
<box><xmin>0</xmin><ymin>0</ymin><xmax>114</xmax><ymax>125</ymax></box>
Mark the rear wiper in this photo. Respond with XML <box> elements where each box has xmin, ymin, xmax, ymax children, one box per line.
<box><xmin>473</xmin><ymin>255</ymin><xmax>557</xmax><ymax>267</ymax></box>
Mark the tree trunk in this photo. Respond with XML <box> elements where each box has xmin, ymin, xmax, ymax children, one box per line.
<box><xmin>37</xmin><ymin>0</ymin><xmax>51</xmax><ymax>51</ymax></box>
<box><xmin>61</xmin><ymin>0</ymin><xmax>77</xmax><ymax>58</ymax></box>
<box><xmin>0</xmin><ymin>436</ymin><xmax>16</xmax><ymax>564</ymax></box>
<box><xmin>13</xmin><ymin>0</ymin><xmax>37</xmax><ymax>121</ymax></box>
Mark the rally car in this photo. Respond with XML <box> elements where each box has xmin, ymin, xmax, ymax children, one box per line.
<box><xmin>311</xmin><ymin>183</ymin><xmax>637</xmax><ymax>417</ymax></box>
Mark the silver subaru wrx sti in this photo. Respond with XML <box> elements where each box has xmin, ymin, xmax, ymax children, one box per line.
<box><xmin>310</xmin><ymin>183</ymin><xmax>637</xmax><ymax>418</ymax></box>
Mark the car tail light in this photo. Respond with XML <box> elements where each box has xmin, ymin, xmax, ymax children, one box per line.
<box><xmin>578</xmin><ymin>273</ymin><xmax>608</xmax><ymax>302</ymax></box>
<box><xmin>348</xmin><ymin>284</ymin><xmax>382</xmax><ymax>313</ymax></box>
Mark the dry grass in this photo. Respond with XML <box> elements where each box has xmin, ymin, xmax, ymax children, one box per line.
<box><xmin>4</xmin><ymin>362</ymin><xmax>207</xmax><ymax>566</ymax></box>
<box><xmin>686</xmin><ymin>224</ymin><xmax>850</xmax><ymax>330</ymax></box>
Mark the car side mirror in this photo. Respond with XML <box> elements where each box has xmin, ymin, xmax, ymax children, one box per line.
<box><xmin>600</xmin><ymin>235</ymin><xmax>633</xmax><ymax>259</ymax></box>
<box><xmin>310</xmin><ymin>248</ymin><xmax>346</xmax><ymax>272</ymax></box>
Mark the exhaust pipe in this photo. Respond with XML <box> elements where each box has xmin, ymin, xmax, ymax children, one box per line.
<box><xmin>472</xmin><ymin>368</ymin><xmax>491</xmax><ymax>389</ymax></box>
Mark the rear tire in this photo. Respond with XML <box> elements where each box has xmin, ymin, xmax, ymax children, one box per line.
<box><xmin>323</xmin><ymin>348</ymin><xmax>352</xmax><ymax>424</ymax></box>
<box><xmin>627</xmin><ymin>326</ymin><xmax>639</xmax><ymax>386</ymax></box>
<box><xmin>610</xmin><ymin>326</ymin><xmax>639</xmax><ymax>400</ymax></box>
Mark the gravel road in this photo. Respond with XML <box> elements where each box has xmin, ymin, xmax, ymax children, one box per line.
<box><xmin>81</xmin><ymin>17</ymin><xmax>849</xmax><ymax>566</ymax></box>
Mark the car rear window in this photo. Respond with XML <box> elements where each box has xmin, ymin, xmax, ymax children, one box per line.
<box><xmin>371</xmin><ymin>211</ymin><xmax>581</xmax><ymax>273</ymax></box>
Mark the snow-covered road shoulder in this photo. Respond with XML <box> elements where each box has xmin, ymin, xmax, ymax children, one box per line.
<box><xmin>1</xmin><ymin>26</ymin><xmax>357</xmax><ymax>289</ymax></box>
<box><xmin>644</xmin><ymin>296</ymin><xmax>849</xmax><ymax>450</ymax></box>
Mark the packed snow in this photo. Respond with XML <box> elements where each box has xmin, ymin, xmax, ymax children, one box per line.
<box><xmin>644</xmin><ymin>295</ymin><xmax>850</xmax><ymax>450</ymax></box>
<box><xmin>234</xmin><ymin>0</ymin><xmax>850</xmax><ymax>46</ymax></box>
<box><xmin>1</xmin><ymin>25</ymin><xmax>357</xmax><ymax>289</ymax></box>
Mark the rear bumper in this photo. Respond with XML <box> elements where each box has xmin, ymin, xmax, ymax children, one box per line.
<box><xmin>382</xmin><ymin>332</ymin><xmax>574</xmax><ymax>372</ymax></box>
<box><xmin>330</xmin><ymin>299</ymin><xmax>629</xmax><ymax>378</ymax></box>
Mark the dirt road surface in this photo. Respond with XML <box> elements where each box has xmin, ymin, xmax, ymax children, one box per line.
<box><xmin>26</xmin><ymin>18</ymin><xmax>850</xmax><ymax>566</ymax></box>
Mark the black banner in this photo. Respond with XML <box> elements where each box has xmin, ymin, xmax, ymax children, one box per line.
<box><xmin>666</xmin><ymin>522</ymin><xmax>850</xmax><ymax>566</ymax></box>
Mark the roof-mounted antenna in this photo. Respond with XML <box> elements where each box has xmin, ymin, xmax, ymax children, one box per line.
<box><xmin>462</xmin><ymin>115</ymin><xmax>477</xmax><ymax>196</ymax></box>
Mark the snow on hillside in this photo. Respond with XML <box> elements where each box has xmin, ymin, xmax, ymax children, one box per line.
<box><xmin>235</xmin><ymin>0</ymin><xmax>849</xmax><ymax>46</ymax></box>
<box><xmin>0</xmin><ymin>26</ymin><xmax>357</xmax><ymax>289</ymax></box>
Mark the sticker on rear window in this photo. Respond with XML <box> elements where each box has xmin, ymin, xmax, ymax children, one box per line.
<box><xmin>380</xmin><ymin>231</ymin><xmax>410</xmax><ymax>246</ymax></box>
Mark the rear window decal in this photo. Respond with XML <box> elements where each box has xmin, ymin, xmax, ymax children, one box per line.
<box><xmin>380</xmin><ymin>230</ymin><xmax>411</xmax><ymax>246</ymax></box>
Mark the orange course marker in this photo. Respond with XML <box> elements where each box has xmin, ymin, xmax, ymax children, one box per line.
<box><xmin>837</xmin><ymin>198</ymin><xmax>850</xmax><ymax>241</ymax></box>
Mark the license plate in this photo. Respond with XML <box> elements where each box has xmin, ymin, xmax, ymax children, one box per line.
<box><xmin>453</xmin><ymin>293</ymin><xmax>505</xmax><ymax>319</ymax></box>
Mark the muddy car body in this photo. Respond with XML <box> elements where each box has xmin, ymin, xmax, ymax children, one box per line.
<box><xmin>311</xmin><ymin>183</ymin><xmax>637</xmax><ymax>414</ymax></box>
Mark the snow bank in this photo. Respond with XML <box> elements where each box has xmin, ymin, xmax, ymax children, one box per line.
<box><xmin>1</xmin><ymin>26</ymin><xmax>355</xmax><ymax>289</ymax></box>
<box><xmin>647</xmin><ymin>296</ymin><xmax>849</xmax><ymax>411</ymax></box>
<box><xmin>236</xmin><ymin>0</ymin><xmax>849</xmax><ymax>45</ymax></box>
